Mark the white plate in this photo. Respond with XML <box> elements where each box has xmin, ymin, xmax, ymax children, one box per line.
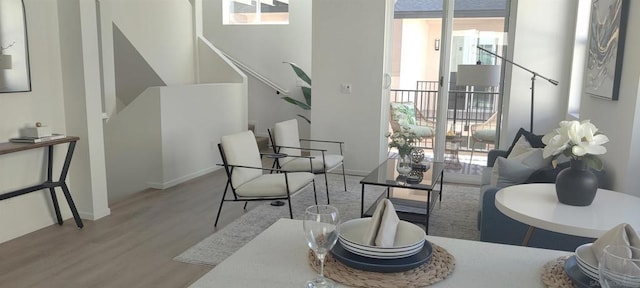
<box><xmin>575</xmin><ymin>243</ymin><xmax>640</xmax><ymax>284</ymax></box>
<box><xmin>338</xmin><ymin>238</ymin><xmax>423</xmax><ymax>259</ymax></box>
<box><xmin>339</xmin><ymin>218</ymin><xmax>426</xmax><ymax>253</ymax></box>
<box><xmin>575</xmin><ymin>243</ymin><xmax>598</xmax><ymax>270</ymax></box>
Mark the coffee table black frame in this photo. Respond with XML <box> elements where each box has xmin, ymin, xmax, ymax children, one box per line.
<box><xmin>360</xmin><ymin>159</ymin><xmax>444</xmax><ymax>234</ymax></box>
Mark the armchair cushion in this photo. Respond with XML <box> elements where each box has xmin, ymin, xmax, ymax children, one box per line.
<box><xmin>281</xmin><ymin>154</ymin><xmax>344</xmax><ymax>173</ymax></box>
<box><xmin>274</xmin><ymin>119</ymin><xmax>303</xmax><ymax>162</ymax></box>
<box><xmin>390</xmin><ymin>102</ymin><xmax>417</xmax><ymax>127</ymax></box>
<box><xmin>236</xmin><ymin>172</ymin><xmax>315</xmax><ymax>197</ymax></box>
<box><xmin>221</xmin><ymin>131</ymin><xmax>263</xmax><ymax>188</ymax></box>
<box><xmin>473</xmin><ymin>129</ymin><xmax>496</xmax><ymax>142</ymax></box>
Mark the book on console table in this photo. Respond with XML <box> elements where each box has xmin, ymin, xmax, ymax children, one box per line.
<box><xmin>9</xmin><ymin>134</ymin><xmax>66</xmax><ymax>143</ymax></box>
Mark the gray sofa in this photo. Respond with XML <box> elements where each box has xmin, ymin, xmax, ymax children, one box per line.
<box><xmin>478</xmin><ymin>149</ymin><xmax>597</xmax><ymax>251</ymax></box>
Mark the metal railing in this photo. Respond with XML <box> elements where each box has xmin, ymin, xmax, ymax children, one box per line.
<box><xmin>390</xmin><ymin>82</ymin><xmax>499</xmax><ymax>152</ymax></box>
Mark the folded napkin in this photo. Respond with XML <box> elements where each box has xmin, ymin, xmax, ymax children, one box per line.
<box><xmin>362</xmin><ymin>199</ymin><xmax>400</xmax><ymax>247</ymax></box>
<box><xmin>591</xmin><ymin>223</ymin><xmax>640</xmax><ymax>276</ymax></box>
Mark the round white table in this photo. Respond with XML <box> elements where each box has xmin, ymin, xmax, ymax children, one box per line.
<box><xmin>495</xmin><ymin>183</ymin><xmax>640</xmax><ymax>244</ymax></box>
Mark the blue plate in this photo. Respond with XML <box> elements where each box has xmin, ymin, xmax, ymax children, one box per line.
<box><xmin>330</xmin><ymin>240</ymin><xmax>432</xmax><ymax>273</ymax></box>
<box><xmin>564</xmin><ymin>255</ymin><xmax>601</xmax><ymax>288</ymax></box>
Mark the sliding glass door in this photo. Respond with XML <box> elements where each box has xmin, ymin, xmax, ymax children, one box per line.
<box><xmin>387</xmin><ymin>0</ymin><xmax>509</xmax><ymax>179</ymax></box>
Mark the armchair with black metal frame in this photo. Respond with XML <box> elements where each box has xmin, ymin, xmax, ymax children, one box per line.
<box><xmin>268</xmin><ymin>119</ymin><xmax>346</xmax><ymax>205</ymax></box>
<box><xmin>215</xmin><ymin>130</ymin><xmax>317</xmax><ymax>227</ymax></box>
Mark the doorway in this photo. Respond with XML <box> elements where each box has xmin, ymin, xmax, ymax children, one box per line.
<box><xmin>387</xmin><ymin>0</ymin><xmax>510</xmax><ymax>183</ymax></box>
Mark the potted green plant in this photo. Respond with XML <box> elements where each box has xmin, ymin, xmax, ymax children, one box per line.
<box><xmin>283</xmin><ymin>62</ymin><xmax>311</xmax><ymax>124</ymax></box>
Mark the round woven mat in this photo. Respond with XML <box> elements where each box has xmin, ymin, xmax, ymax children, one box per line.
<box><xmin>541</xmin><ymin>256</ymin><xmax>577</xmax><ymax>288</ymax></box>
<box><xmin>308</xmin><ymin>243</ymin><xmax>455</xmax><ymax>288</ymax></box>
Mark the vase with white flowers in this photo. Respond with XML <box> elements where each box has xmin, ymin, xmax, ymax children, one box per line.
<box><xmin>542</xmin><ymin>120</ymin><xmax>609</xmax><ymax>206</ymax></box>
<box><xmin>386</xmin><ymin>128</ymin><xmax>419</xmax><ymax>176</ymax></box>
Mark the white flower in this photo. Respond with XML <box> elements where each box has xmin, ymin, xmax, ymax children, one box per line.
<box><xmin>542</xmin><ymin>120</ymin><xmax>609</xmax><ymax>160</ymax></box>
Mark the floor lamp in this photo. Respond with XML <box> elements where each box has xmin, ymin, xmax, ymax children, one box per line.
<box><xmin>477</xmin><ymin>46</ymin><xmax>558</xmax><ymax>132</ymax></box>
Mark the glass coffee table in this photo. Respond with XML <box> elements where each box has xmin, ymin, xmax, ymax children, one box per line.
<box><xmin>360</xmin><ymin>159</ymin><xmax>445</xmax><ymax>234</ymax></box>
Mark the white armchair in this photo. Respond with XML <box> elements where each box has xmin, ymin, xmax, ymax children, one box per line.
<box><xmin>268</xmin><ymin>119</ymin><xmax>346</xmax><ymax>204</ymax></box>
<box><xmin>215</xmin><ymin>130</ymin><xmax>316</xmax><ymax>227</ymax></box>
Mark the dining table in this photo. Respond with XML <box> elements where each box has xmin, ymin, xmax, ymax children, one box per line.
<box><xmin>189</xmin><ymin>218</ymin><xmax>573</xmax><ymax>287</ymax></box>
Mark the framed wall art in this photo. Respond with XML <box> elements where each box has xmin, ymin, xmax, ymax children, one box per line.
<box><xmin>583</xmin><ymin>0</ymin><xmax>629</xmax><ymax>101</ymax></box>
<box><xmin>0</xmin><ymin>0</ymin><xmax>31</xmax><ymax>93</ymax></box>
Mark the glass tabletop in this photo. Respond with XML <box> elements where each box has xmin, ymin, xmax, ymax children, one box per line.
<box><xmin>360</xmin><ymin>159</ymin><xmax>445</xmax><ymax>191</ymax></box>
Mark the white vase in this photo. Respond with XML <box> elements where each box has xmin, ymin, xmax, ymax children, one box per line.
<box><xmin>396</xmin><ymin>154</ymin><xmax>412</xmax><ymax>176</ymax></box>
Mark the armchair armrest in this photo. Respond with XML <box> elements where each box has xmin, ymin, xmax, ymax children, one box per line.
<box><xmin>299</xmin><ymin>138</ymin><xmax>344</xmax><ymax>145</ymax></box>
<box><xmin>216</xmin><ymin>162</ymin><xmax>309</xmax><ymax>174</ymax></box>
<box><xmin>274</xmin><ymin>145</ymin><xmax>328</xmax><ymax>152</ymax></box>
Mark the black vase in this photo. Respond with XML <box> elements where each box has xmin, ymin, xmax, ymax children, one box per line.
<box><xmin>555</xmin><ymin>159</ymin><xmax>598</xmax><ymax>206</ymax></box>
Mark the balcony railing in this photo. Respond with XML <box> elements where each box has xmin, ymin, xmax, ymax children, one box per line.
<box><xmin>390</xmin><ymin>81</ymin><xmax>499</xmax><ymax>153</ymax></box>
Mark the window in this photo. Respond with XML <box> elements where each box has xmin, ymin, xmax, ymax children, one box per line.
<box><xmin>223</xmin><ymin>0</ymin><xmax>289</xmax><ymax>25</ymax></box>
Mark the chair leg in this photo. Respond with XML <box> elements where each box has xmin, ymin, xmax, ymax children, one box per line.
<box><xmin>313</xmin><ymin>179</ymin><xmax>318</xmax><ymax>205</ymax></box>
<box><xmin>214</xmin><ymin>181</ymin><xmax>230</xmax><ymax>227</ymax></box>
<box><xmin>243</xmin><ymin>201</ymin><xmax>248</xmax><ymax>210</ymax></box>
<box><xmin>341</xmin><ymin>163</ymin><xmax>347</xmax><ymax>191</ymax></box>
<box><xmin>470</xmin><ymin>142</ymin><xmax>476</xmax><ymax>164</ymax></box>
<box><xmin>287</xmin><ymin>197</ymin><xmax>293</xmax><ymax>219</ymax></box>
<box><xmin>324</xmin><ymin>173</ymin><xmax>330</xmax><ymax>205</ymax></box>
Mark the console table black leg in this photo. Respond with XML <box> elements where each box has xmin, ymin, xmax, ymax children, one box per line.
<box><xmin>46</xmin><ymin>146</ymin><xmax>63</xmax><ymax>225</ymax></box>
<box><xmin>61</xmin><ymin>182</ymin><xmax>83</xmax><ymax>228</ymax></box>
<box><xmin>59</xmin><ymin>141</ymin><xmax>83</xmax><ymax>228</ymax></box>
<box><xmin>49</xmin><ymin>188</ymin><xmax>63</xmax><ymax>225</ymax></box>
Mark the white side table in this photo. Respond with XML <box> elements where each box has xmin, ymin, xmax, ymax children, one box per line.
<box><xmin>495</xmin><ymin>183</ymin><xmax>640</xmax><ymax>245</ymax></box>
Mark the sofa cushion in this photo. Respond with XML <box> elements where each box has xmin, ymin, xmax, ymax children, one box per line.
<box><xmin>506</xmin><ymin>128</ymin><xmax>545</xmax><ymax>157</ymax></box>
<box><xmin>490</xmin><ymin>148</ymin><xmax>552</xmax><ymax>188</ymax></box>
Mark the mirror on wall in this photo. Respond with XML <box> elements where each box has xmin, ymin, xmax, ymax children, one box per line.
<box><xmin>0</xmin><ymin>0</ymin><xmax>31</xmax><ymax>93</ymax></box>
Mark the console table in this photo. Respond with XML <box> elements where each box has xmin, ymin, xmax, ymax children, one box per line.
<box><xmin>0</xmin><ymin>136</ymin><xmax>83</xmax><ymax>228</ymax></box>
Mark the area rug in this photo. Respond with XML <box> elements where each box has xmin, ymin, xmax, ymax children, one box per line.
<box><xmin>173</xmin><ymin>173</ymin><xmax>480</xmax><ymax>266</ymax></box>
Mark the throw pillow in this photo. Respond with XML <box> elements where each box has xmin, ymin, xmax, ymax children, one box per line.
<box><xmin>390</xmin><ymin>102</ymin><xmax>417</xmax><ymax>126</ymax></box>
<box><xmin>509</xmin><ymin>135</ymin><xmax>533</xmax><ymax>158</ymax></box>
<box><xmin>505</xmin><ymin>128</ymin><xmax>545</xmax><ymax>157</ymax></box>
<box><xmin>490</xmin><ymin>148</ymin><xmax>552</xmax><ymax>188</ymax></box>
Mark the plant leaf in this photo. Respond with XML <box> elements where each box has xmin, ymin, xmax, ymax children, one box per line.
<box><xmin>582</xmin><ymin>155</ymin><xmax>604</xmax><ymax>171</ymax></box>
<box><xmin>297</xmin><ymin>114</ymin><xmax>311</xmax><ymax>124</ymax></box>
<box><xmin>284</xmin><ymin>62</ymin><xmax>311</xmax><ymax>86</ymax></box>
<box><xmin>301</xmin><ymin>86</ymin><xmax>311</xmax><ymax>106</ymax></box>
<box><xmin>281</xmin><ymin>96</ymin><xmax>311</xmax><ymax>110</ymax></box>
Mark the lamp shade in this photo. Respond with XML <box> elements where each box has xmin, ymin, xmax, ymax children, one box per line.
<box><xmin>456</xmin><ymin>64</ymin><xmax>500</xmax><ymax>87</ymax></box>
<box><xmin>0</xmin><ymin>54</ymin><xmax>11</xmax><ymax>69</ymax></box>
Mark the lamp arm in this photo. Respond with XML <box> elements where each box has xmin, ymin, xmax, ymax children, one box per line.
<box><xmin>476</xmin><ymin>46</ymin><xmax>558</xmax><ymax>86</ymax></box>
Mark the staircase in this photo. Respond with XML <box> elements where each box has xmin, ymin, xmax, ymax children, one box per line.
<box><xmin>249</xmin><ymin>123</ymin><xmax>270</xmax><ymax>152</ymax></box>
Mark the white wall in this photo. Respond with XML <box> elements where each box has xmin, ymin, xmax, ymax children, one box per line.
<box><xmin>0</xmin><ymin>0</ymin><xmax>110</xmax><ymax>244</ymax></box>
<box><xmin>312</xmin><ymin>0</ymin><xmax>389</xmax><ymax>175</ymax></box>
<box><xmin>105</xmin><ymin>83</ymin><xmax>245</xmax><ymax>203</ymax></box>
<box><xmin>158</xmin><ymin>83</ymin><xmax>245</xmax><ymax>188</ymax></box>
<box><xmin>579</xmin><ymin>1</ymin><xmax>640</xmax><ymax>195</ymax></box>
<box><xmin>501</xmin><ymin>0</ymin><xmax>578</xmax><ymax>142</ymax></box>
<box><xmin>202</xmin><ymin>0</ymin><xmax>312</xmax><ymax>137</ymax></box>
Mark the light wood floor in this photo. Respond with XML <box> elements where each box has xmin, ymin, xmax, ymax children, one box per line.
<box><xmin>0</xmin><ymin>168</ymin><xmax>263</xmax><ymax>288</ymax></box>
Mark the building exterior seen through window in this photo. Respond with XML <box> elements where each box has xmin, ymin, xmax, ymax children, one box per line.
<box><xmin>223</xmin><ymin>0</ymin><xmax>289</xmax><ymax>25</ymax></box>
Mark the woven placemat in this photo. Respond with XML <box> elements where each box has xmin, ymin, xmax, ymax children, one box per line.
<box><xmin>308</xmin><ymin>242</ymin><xmax>455</xmax><ymax>288</ymax></box>
<box><xmin>541</xmin><ymin>256</ymin><xmax>577</xmax><ymax>288</ymax></box>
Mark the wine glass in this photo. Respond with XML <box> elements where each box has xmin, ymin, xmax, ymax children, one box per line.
<box><xmin>598</xmin><ymin>245</ymin><xmax>640</xmax><ymax>288</ymax></box>
<box><xmin>303</xmin><ymin>205</ymin><xmax>340</xmax><ymax>288</ymax></box>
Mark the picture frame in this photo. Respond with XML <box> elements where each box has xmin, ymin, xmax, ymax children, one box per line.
<box><xmin>0</xmin><ymin>0</ymin><xmax>31</xmax><ymax>93</ymax></box>
<box><xmin>583</xmin><ymin>0</ymin><xmax>629</xmax><ymax>101</ymax></box>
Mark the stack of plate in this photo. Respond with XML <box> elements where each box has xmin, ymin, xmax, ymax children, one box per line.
<box><xmin>574</xmin><ymin>243</ymin><xmax>599</xmax><ymax>281</ymax></box>
<box><xmin>338</xmin><ymin>218</ymin><xmax>426</xmax><ymax>259</ymax></box>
